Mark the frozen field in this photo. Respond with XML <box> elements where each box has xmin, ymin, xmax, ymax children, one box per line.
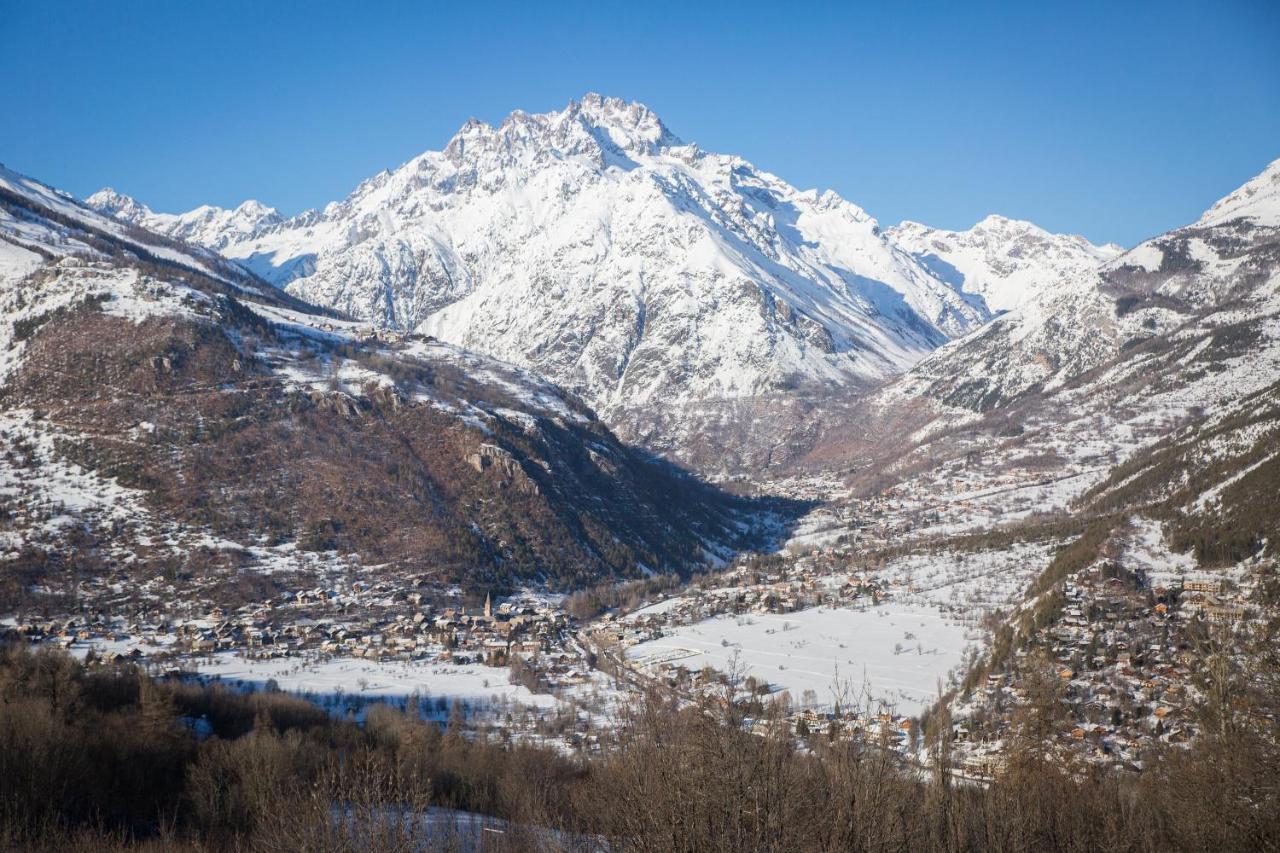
<box><xmin>628</xmin><ymin>602</ymin><xmax>975</xmax><ymax>715</ymax></box>
<box><xmin>874</xmin><ymin>540</ymin><xmax>1060</xmax><ymax>619</ymax></box>
<box><xmin>188</xmin><ymin>653</ymin><xmax>559</xmax><ymax>711</ymax></box>
<box><xmin>68</xmin><ymin>639</ymin><xmax>558</xmax><ymax>713</ymax></box>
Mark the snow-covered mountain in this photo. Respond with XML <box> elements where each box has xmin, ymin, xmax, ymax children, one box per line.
<box><xmin>2</xmin><ymin>163</ymin><xmax>778</xmax><ymax>589</ymax></box>
<box><xmin>879</xmin><ymin>156</ymin><xmax>1280</xmax><ymax>415</ymax></box>
<box><xmin>885</xmin><ymin>215</ymin><xmax>1122</xmax><ymax>315</ymax></box>
<box><xmin>89</xmin><ymin>95</ymin><xmax>999</xmax><ymax>437</ymax></box>
<box><xmin>798</xmin><ymin>156</ymin><xmax>1280</xmax><ymax>581</ymax></box>
<box><xmin>0</xmin><ymin>163</ymin><xmax>290</xmax><ymax>301</ymax></box>
<box><xmin>1196</xmin><ymin>157</ymin><xmax>1280</xmax><ymax>228</ymax></box>
<box><xmin>87</xmin><ymin>187</ymin><xmax>284</xmax><ymax>254</ymax></box>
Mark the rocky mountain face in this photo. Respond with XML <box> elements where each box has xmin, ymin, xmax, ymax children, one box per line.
<box><xmin>2</xmin><ymin>165</ymin><xmax>783</xmax><ymax>602</ymax></box>
<box><xmin>90</xmin><ymin>98</ymin><xmax>975</xmax><ymax>403</ymax></box>
<box><xmin>1195</xmin><ymin>158</ymin><xmax>1280</xmax><ymax>229</ymax></box>
<box><xmin>85</xmin><ymin>96</ymin><xmax>1121</xmax><ymax>472</ymax></box>
<box><xmin>87</xmin><ymin>188</ymin><xmax>284</xmax><ymax>255</ymax></box>
<box><xmin>1</xmin><ymin>165</ymin><xmax>296</xmax><ymax>306</ymax></box>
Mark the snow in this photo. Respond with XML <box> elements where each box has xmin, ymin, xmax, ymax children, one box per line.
<box><xmin>86</xmin><ymin>94</ymin><xmax>992</xmax><ymax>428</ymax></box>
<box><xmin>0</xmin><ymin>409</ymin><xmax>156</xmax><ymax>534</ymax></box>
<box><xmin>628</xmin><ymin>601</ymin><xmax>973</xmax><ymax>715</ymax></box>
<box><xmin>186</xmin><ymin>652</ymin><xmax>559</xmax><ymax>711</ymax></box>
<box><xmin>1192</xmin><ymin>447</ymin><xmax>1280</xmax><ymax>513</ymax></box>
<box><xmin>886</xmin><ymin>215</ymin><xmax>1121</xmax><ymax>314</ymax></box>
<box><xmin>875</xmin><ymin>541</ymin><xmax>1061</xmax><ymax>616</ymax></box>
<box><xmin>1197</xmin><ymin>157</ymin><xmax>1280</xmax><ymax>228</ymax></box>
<box><xmin>624</xmin><ymin>597</ymin><xmax>684</xmax><ymax>619</ymax></box>
<box><xmin>0</xmin><ymin>164</ymin><xmax>241</xmax><ymax>287</ymax></box>
<box><xmin>0</xmin><ymin>236</ymin><xmax>43</xmax><ymax>283</ymax></box>
<box><xmin>1120</xmin><ymin>242</ymin><xmax>1164</xmax><ymax>272</ymax></box>
<box><xmin>1118</xmin><ymin>518</ymin><xmax>1197</xmax><ymax>589</ymax></box>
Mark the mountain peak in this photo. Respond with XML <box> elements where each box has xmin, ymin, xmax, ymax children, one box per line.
<box><xmin>567</xmin><ymin>92</ymin><xmax>679</xmax><ymax>152</ymax></box>
<box><xmin>885</xmin><ymin>214</ymin><xmax>1123</xmax><ymax>315</ymax></box>
<box><xmin>86</xmin><ymin>187</ymin><xmax>152</xmax><ymax>219</ymax></box>
<box><xmin>1198</xmin><ymin>156</ymin><xmax>1280</xmax><ymax>228</ymax></box>
<box><xmin>84</xmin><ymin>188</ymin><xmax>281</xmax><ymax>252</ymax></box>
<box><xmin>75</xmin><ymin>95</ymin><xmax>1002</xmax><ymax>467</ymax></box>
<box><xmin>973</xmin><ymin>213</ymin><xmax>1035</xmax><ymax>231</ymax></box>
<box><xmin>444</xmin><ymin>93</ymin><xmax>680</xmax><ymax>163</ymax></box>
<box><xmin>232</xmin><ymin>199</ymin><xmax>280</xmax><ymax>220</ymax></box>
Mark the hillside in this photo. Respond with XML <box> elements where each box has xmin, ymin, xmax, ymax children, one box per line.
<box><xmin>874</xmin><ymin>160</ymin><xmax>1278</xmax><ymax>416</ymax></box>
<box><xmin>772</xmin><ymin>158</ymin><xmax>1280</xmax><ymax>772</ymax></box>
<box><xmin>1</xmin><ymin>165</ymin><xmax>780</xmax><ymax>608</ymax></box>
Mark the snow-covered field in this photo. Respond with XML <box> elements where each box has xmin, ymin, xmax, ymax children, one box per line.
<box><xmin>875</xmin><ymin>541</ymin><xmax>1060</xmax><ymax>618</ymax></box>
<box><xmin>628</xmin><ymin>602</ymin><xmax>974</xmax><ymax>715</ymax></box>
<box><xmin>188</xmin><ymin>653</ymin><xmax>560</xmax><ymax>714</ymax></box>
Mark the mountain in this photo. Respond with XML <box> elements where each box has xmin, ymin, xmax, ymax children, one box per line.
<box><xmin>812</xmin><ymin>156</ymin><xmax>1280</xmax><ymax>553</ymax></box>
<box><xmin>885</xmin><ymin>215</ymin><xmax>1122</xmax><ymax>315</ymax></box>
<box><xmin>1196</xmin><ymin>157</ymin><xmax>1280</xmax><ymax>228</ymax></box>
<box><xmin>849</xmin><ymin>162</ymin><xmax>1280</xmax><ymax>752</ymax></box>
<box><xmin>2</xmin><ymin>164</ymin><xmax>782</xmax><ymax>602</ymax></box>
<box><xmin>1</xmin><ymin>164</ymin><xmax>293</xmax><ymax>304</ymax></box>
<box><xmin>87</xmin><ymin>187</ymin><xmax>284</xmax><ymax>254</ymax></box>
<box><xmin>88</xmin><ymin>95</ymin><xmax>1004</xmax><ymax>464</ymax></box>
<box><xmin>875</xmin><ymin>160</ymin><xmax>1279</xmax><ymax>416</ymax></box>
<box><xmin>775</xmin><ymin>161</ymin><xmax>1279</xmax><ymax>759</ymax></box>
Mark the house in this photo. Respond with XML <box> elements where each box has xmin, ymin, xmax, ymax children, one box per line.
<box><xmin>1205</xmin><ymin>603</ymin><xmax>1246</xmax><ymax>625</ymax></box>
<box><xmin>962</xmin><ymin>752</ymin><xmax>1007</xmax><ymax>778</ymax></box>
<box><xmin>1182</xmin><ymin>577</ymin><xmax>1222</xmax><ymax>595</ymax></box>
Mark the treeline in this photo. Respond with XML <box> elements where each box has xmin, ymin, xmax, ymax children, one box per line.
<box><xmin>563</xmin><ymin>573</ymin><xmax>685</xmax><ymax>620</ymax></box>
<box><xmin>1</xmin><ymin>640</ymin><xmax>1277</xmax><ymax>851</ymax></box>
<box><xmin>0</xmin><ymin>643</ymin><xmax>583</xmax><ymax>851</ymax></box>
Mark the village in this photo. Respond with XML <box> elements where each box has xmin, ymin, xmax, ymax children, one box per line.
<box><xmin>2</xmin><ymin>492</ymin><xmax>1271</xmax><ymax>778</ymax></box>
<box><xmin>0</xmin><ymin>535</ymin><xmax>942</xmax><ymax>754</ymax></box>
<box><xmin>946</xmin><ymin>561</ymin><xmax>1261</xmax><ymax>778</ymax></box>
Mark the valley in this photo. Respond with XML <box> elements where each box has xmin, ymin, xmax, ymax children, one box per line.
<box><xmin>2</xmin><ymin>91</ymin><xmax>1278</xmax><ymax>850</ymax></box>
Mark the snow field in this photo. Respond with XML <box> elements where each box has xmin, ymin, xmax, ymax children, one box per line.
<box><xmin>628</xmin><ymin>602</ymin><xmax>972</xmax><ymax>716</ymax></box>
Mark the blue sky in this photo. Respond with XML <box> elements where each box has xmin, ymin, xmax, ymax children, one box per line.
<box><xmin>2</xmin><ymin>0</ymin><xmax>1277</xmax><ymax>246</ymax></box>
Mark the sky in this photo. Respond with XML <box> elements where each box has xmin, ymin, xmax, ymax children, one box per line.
<box><xmin>2</xmin><ymin>0</ymin><xmax>1278</xmax><ymax>247</ymax></box>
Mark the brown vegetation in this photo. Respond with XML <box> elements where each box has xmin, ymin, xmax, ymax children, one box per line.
<box><xmin>1</xmin><ymin>640</ymin><xmax>1276</xmax><ymax>851</ymax></box>
<box><xmin>2</xmin><ymin>297</ymin><xmax>771</xmax><ymax>591</ymax></box>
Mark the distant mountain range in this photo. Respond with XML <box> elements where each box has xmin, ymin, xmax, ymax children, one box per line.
<box><xmin>85</xmin><ymin>94</ymin><xmax>1119</xmax><ymax>464</ymax></box>
<box><xmin>885</xmin><ymin>157</ymin><xmax>1280</xmax><ymax>414</ymax></box>
<box><xmin>810</xmin><ymin>155</ymin><xmax>1280</xmax><ymax>571</ymax></box>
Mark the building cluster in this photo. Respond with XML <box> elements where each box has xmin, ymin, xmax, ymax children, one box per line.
<box><xmin>8</xmin><ymin>578</ymin><xmax>572</xmax><ymax>676</ymax></box>
<box><xmin>601</xmin><ymin>559</ymin><xmax>886</xmax><ymax>648</ymax></box>
<box><xmin>950</xmin><ymin>564</ymin><xmax>1258</xmax><ymax>776</ymax></box>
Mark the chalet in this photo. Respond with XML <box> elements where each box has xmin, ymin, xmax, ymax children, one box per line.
<box><xmin>1182</xmin><ymin>577</ymin><xmax>1222</xmax><ymax>595</ymax></box>
<box><xmin>962</xmin><ymin>752</ymin><xmax>1007</xmax><ymax>778</ymax></box>
<box><xmin>1205</xmin><ymin>603</ymin><xmax>1246</xmax><ymax>625</ymax></box>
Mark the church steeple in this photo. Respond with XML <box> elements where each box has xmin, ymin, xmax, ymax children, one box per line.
<box><xmin>484</xmin><ymin>591</ymin><xmax>492</xmax><ymax>619</ymax></box>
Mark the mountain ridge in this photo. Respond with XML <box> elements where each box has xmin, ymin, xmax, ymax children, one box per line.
<box><xmin>84</xmin><ymin>95</ymin><xmax>1120</xmax><ymax>469</ymax></box>
<box><xmin>885</xmin><ymin>214</ymin><xmax>1123</xmax><ymax>315</ymax></box>
<box><xmin>3</xmin><ymin>161</ymin><xmax>786</xmax><ymax>594</ymax></box>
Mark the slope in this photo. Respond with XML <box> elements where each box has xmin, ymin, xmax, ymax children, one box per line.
<box><xmin>89</xmin><ymin>95</ymin><xmax>995</xmax><ymax>467</ymax></box>
<box><xmin>1</xmin><ymin>165</ymin><xmax>784</xmax><ymax>609</ymax></box>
